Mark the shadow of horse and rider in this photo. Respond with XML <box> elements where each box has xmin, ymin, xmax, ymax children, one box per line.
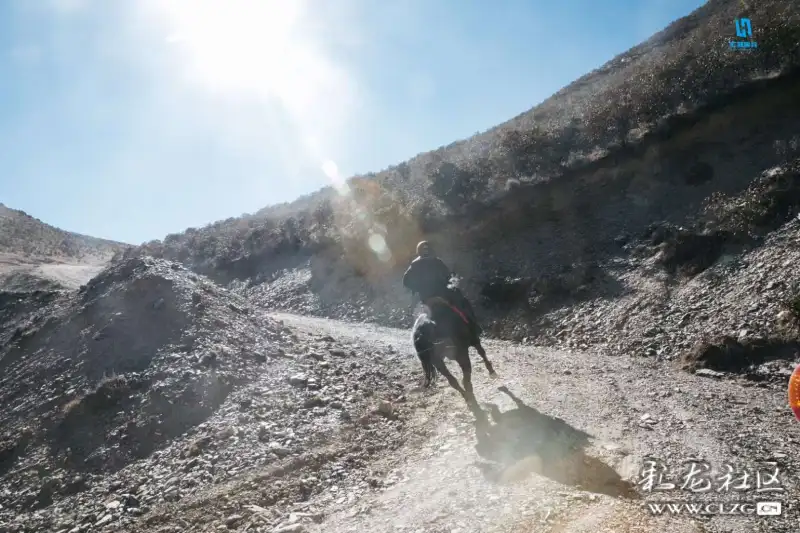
<box><xmin>411</xmin><ymin>296</ymin><xmax>639</xmax><ymax>499</ymax></box>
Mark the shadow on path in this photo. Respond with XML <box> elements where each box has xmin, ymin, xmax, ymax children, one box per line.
<box><xmin>472</xmin><ymin>386</ymin><xmax>639</xmax><ymax>499</ymax></box>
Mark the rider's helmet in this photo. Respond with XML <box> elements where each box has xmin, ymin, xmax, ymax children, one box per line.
<box><xmin>416</xmin><ymin>240</ymin><xmax>432</xmax><ymax>257</ymax></box>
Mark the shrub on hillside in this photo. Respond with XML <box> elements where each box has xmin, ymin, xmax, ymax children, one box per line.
<box><xmin>702</xmin><ymin>158</ymin><xmax>800</xmax><ymax>237</ymax></box>
<box><xmin>788</xmin><ymin>286</ymin><xmax>800</xmax><ymax>324</ymax></box>
<box><xmin>428</xmin><ymin>161</ymin><xmax>486</xmax><ymax>211</ymax></box>
<box><xmin>682</xmin><ymin>335</ymin><xmax>800</xmax><ymax>373</ymax></box>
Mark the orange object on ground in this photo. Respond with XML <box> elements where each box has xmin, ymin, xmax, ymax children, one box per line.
<box><xmin>788</xmin><ymin>365</ymin><xmax>800</xmax><ymax>420</ymax></box>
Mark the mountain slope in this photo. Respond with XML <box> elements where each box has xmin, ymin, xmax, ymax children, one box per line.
<box><xmin>2</xmin><ymin>1</ymin><xmax>800</xmax><ymax>532</ymax></box>
<box><xmin>0</xmin><ymin>203</ymin><xmax>126</xmax><ymax>260</ymax></box>
<box><xmin>123</xmin><ymin>0</ymin><xmax>800</xmax><ymax>341</ymax></box>
<box><xmin>0</xmin><ymin>203</ymin><xmax>130</xmax><ymax>291</ymax></box>
<box><xmin>0</xmin><ymin>258</ymin><xmax>413</xmax><ymax>533</ymax></box>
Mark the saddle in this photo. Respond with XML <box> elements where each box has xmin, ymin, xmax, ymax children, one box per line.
<box><xmin>422</xmin><ymin>296</ymin><xmax>471</xmax><ymax>326</ymax></box>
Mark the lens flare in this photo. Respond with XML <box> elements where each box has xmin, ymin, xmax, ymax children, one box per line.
<box><xmin>368</xmin><ymin>232</ymin><xmax>392</xmax><ymax>262</ymax></box>
<box><xmin>321</xmin><ymin>159</ymin><xmax>350</xmax><ymax>195</ymax></box>
<box><xmin>319</xmin><ymin>159</ymin><xmax>393</xmax><ymax>264</ymax></box>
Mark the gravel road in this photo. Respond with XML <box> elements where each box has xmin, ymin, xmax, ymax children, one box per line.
<box><xmin>272</xmin><ymin>312</ymin><xmax>800</xmax><ymax>533</ymax></box>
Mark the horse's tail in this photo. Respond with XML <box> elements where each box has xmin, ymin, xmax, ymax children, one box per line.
<box><xmin>413</xmin><ymin>316</ymin><xmax>438</xmax><ymax>383</ymax></box>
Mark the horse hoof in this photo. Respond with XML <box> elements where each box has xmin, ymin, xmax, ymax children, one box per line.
<box><xmin>489</xmin><ymin>370</ymin><xmax>498</xmax><ymax>378</ymax></box>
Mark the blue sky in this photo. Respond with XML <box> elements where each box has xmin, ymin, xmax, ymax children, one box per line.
<box><xmin>0</xmin><ymin>0</ymin><xmax>707</xmax><ymax>244</ymax></box>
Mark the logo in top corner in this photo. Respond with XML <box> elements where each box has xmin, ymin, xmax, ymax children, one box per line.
<box><xmin>735</xmin><ymin>18</ymin><xmax>752</xmax><ymax>38</ymax></box>
<box><xmin>730</xmin><ymin>18</ymin><xmax>758</xmax><ymax>50</ymax></box>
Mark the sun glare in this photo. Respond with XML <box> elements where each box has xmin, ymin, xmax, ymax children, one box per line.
<box><xmin>322</xmin><ymin>159</ymin><xmax>350</xmax><ymax>195</ymax></box>
<box><xmin>150</xmin><ymin>0</ymin><xmax>356</xmax><ymax>172</ymax></box>
<box><xmin>146</xmin><ymin>0</ymin><xmax>360</xmax><ymax>207</ymax></box>
<box><xmin>158</xmin><ymin>0</ymin><xmax>308</xmax><ymax>102</ymax></box>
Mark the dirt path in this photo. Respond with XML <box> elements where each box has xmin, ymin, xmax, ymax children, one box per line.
<box><xmin>272</xmin><ymin>313</ymin><xmax>800</xmax><ymax>533</ymax></box>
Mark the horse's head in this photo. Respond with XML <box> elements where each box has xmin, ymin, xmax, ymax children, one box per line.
<box><xmin>447</xmin><ymin>273</ymin><xmax>460</xmax><ymax>290</ymax></box>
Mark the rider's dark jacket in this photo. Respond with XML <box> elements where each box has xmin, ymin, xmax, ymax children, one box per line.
<box><xmin>402</xmin><ymin>256</ymin><xmax>451</xmax><ymax>301</ymax></box>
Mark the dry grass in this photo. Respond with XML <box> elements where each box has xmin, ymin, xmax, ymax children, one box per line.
<box><xmin>96</xmin><ymin>372</ymin><xmax>127</xmax><ymax>392</ymax></box>
<box><xmin>61</xmin><ymin>397</ymin><xmax>84</xmax><ymax>417</ymax></box>
<box><xmin>61</xmin><ymin>373</ymin><xmax>130</xmax><ymax>420</ymax></box>
<box><xmin>788</xmin><ymin>290</ymin><xmax>800</xmax><ymax>323</ymax></box>
<box><xmin>90</xmin><ymin>373</ymin><xmax>130</xmax><ymax>408</ymax></box>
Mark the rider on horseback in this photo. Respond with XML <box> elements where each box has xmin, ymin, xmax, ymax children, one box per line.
<box><xmin>402</xmin><ymin>241</ymin><xmax>483</xmax><ymax>344</ymax></box>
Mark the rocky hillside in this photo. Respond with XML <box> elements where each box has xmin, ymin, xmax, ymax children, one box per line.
<box><xmin>122</xmin><ymin>0</ymin><xmax>800</xmax><ymax>354</ymax></box>
<box><xmin>0</xmin><ymin>203</ymin><xmax>130</xmax><ymax>291</ymax></box>
<box><xmin>1</xmin><ymin>256</ymin><xmax>797</xmax><ymax>533</ymax></box>
<box><xmin>134</xmin><ymin>0</ymin><xmax>800</xmax><ymax>273</ymax></box>
<box><xmin>2</xmin><ymin>1</ymin><xmax>800</xmax><ymax>532</ymax></box>
<box><xmin>0</xmin><ymin>204</ymin><xmax>126</xmax><ymax>261</ymax></box>
<box><xmin>0</xmin><ymin>257</ymin><xmax>414</xmax><ymax>533</ymax></box>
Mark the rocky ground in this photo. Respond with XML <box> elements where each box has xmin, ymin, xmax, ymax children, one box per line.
<box><xmin>240</xmin><ymin>160</ymin><xmax>800</xmax><ymax>389</ymax></box>
<box><xmin>527</xmin><ymin>161</ymin><xmax>800</xmax><ymax>384</ymax></box>
<box><xmin>0</xmin><ymin>252</ymin><xmax>110</xmax><ymax>292</ymax></box>
<box><xmin>1</xmin><ymin>5</ymin><xmax>798</xmax><ymax>531</ymax></box>
<box><xmin>2</xmin><ymin>195</ymin><xmax>799</xmax><ymax>533</ymax></box>
<box><xmin>2</xmin><ymin>254</ymin><xmax>799</xmax><ymax>532</ymax></box>
<box><xmin>0</xmin><ymin>258</ymin><xmax>420</xmax><ymax>533</ymax></box>
<box><xmin>536</xmin><ymin>219</ymin><xmax>800</xmax><ymax>363</ymax></box>
<box><xmin>289</xmin><ymin>313</ymin><xmax>800</xmax><ymax>533</ymax></box>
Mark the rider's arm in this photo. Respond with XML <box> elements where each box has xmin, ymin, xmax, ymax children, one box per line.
<box><xmin>403</xmin><ymin>265</ymin><xmax>420</xmax><ymax>308</ymax></box>
<box><xmin>402</xmin><ymin>264</ymin><xmax>415</xmax><ymax>290</ymax></box>
<box><xmin>434</xmin><ymin>258</ymin><xmax>451</xmax><ymax>282</ymax></box>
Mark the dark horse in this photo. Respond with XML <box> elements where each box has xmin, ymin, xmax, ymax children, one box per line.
<box><xmin>412</xmin><ymin>295</ymin><xmax>496</xmax><ymax>418</ymax></box>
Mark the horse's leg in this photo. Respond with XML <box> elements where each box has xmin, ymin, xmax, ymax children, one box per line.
<box><xmin>413</xmin><ymin>319</ymin><xmax>438</xmax><ymax>387</ymax></box>
<box><xmin>458</xmin><ymin>347</ymin><xmax>475</xmax><ymax>400</ymax></box>
<box><xmin>432</xmin><ymin>356</ymin><xmax>468</xmax><ymax>401</ymax></box>
<box><xmin>474</xmin><ymin>341</ymin><xmax>496</xmax><ymax>376</ymax></box>
<box><xmin>457</xmin><ymin>346</ymin><xmax>489</xmax><ymax>426</ymax></box>
<box><xmin>417</xmin><ymin>348</ymin><xmax>436</xmax><ymax>387</ymax></box>
<box><xmin>455</xmin><ymin>291</ymin><xmax>491</xmax><ymax>375</ymax></box>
